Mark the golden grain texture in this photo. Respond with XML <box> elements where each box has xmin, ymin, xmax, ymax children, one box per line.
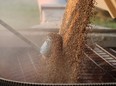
<box><xmin>60</xmin><ymin>0</ymin><xmax>95</xmax><ymax>83</ymax></box>
<box><xmin>43</xmin><ymin>0</ymin><xmax>95</xmax><ymax>83</ymax></box>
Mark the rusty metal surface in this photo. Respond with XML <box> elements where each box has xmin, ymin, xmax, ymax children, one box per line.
<box><xmin>0</xmin><ymin>22</ymin><xmax>116</xmax><ymax>83</ymax></box>
<box><xmin>0</xmin><ymin>20</ymin><xmax>116</xmax><ymax>84</ymax></box>
<box><xmin>0</xmin><ymin>47</ymin><xmax>41</xmax><ymax>83</ymax></box>
<box><xmin>0</xmin><ymin>44</ymin><xmax>116</xmax><ymax>82</ymax></box>
<box><xmin>85</xmin><ymin>44</ymin><xmax>116</xmax><ymax>79</ymax></box>
<box><xmin>0</xmin><ymin>46</ymin><xmax>116</xmax><ymax>85</ymax></box>
<box><xmin>0</xmin><ymin>26</ymin><xmax>116</xmax><ymax>84</ymax></box>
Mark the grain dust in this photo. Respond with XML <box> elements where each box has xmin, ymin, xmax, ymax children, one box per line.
<box><xmin>41</xmin><ymin>0</ymin><xmax>95</xmax><ymax>83</ymax></box>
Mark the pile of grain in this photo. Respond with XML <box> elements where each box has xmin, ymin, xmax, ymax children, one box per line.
<box><xmin>45</xmin><ymin>33</ymin><xmax>67</xmax><ymax>83</ymax></box>
<box><xmin>45</xmin><ymin>0</ymin><xmax>95</xmax><ymax>83</ymax></box>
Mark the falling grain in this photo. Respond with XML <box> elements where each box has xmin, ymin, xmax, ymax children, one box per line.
<box><xmin>44</xmin><ymin>0</ymin><xmax>95</xmax><ymax>83</ymax></box>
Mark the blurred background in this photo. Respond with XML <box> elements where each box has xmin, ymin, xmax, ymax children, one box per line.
<box><xmin>0</xmin><ymin>0</ymin><xmax>39</xmax><ymax>30</ymax></box>
<box><xmin>0</xmin><ymin>0</ymin><xmax>116</xmax><ymax>30</ymax></box>
<box><xmin>92</xmin><ymin>7</ymin><xmax>116</xmax><ymax>29</ymax></box>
